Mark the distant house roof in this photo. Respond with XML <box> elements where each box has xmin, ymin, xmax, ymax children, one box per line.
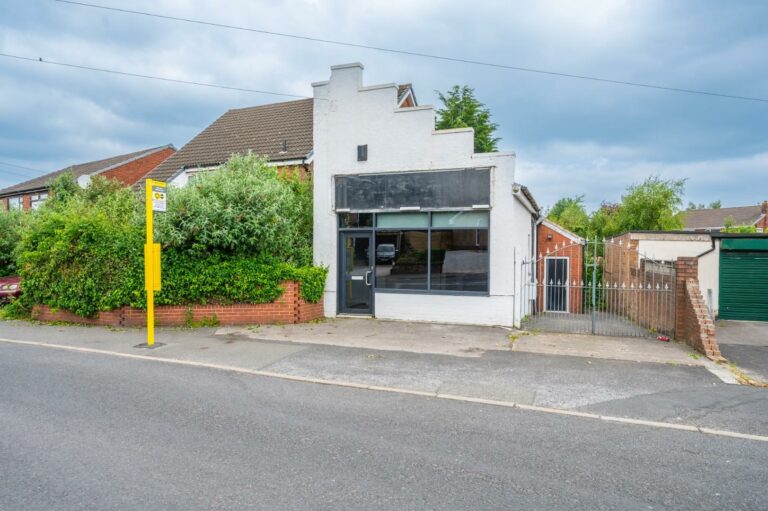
<box><xmin>0</xmin><ymin>145</ymin><xmax>173</xmax><ymax>198</ymax></box>
<box><xmin>143</xmin><ymin>98</ymin><xmax>314</xmax><ymax>186</ymax></box>
<box><xmin>683</xmin><ymin>205</ymin><xmax>764</xmax><ymax>230</ymax></box>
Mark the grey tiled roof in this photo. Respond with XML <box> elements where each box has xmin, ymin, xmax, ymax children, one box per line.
<box><xmin>0</xmin><ymin>145</ymin><xmax>172</xmax><ymax>197</ymax></box>
<box><xmin>683</xmin><ymin>205</ymin><xmax>764</xmax><ymax>229</ymax></box>
<box><xmin>143</xmin><ymin>98</ymin><xmax>314</xmax><ymax>186</ymax></box>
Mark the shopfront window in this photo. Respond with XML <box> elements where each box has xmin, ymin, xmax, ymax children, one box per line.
<box><xmin>374</xmin><ymin>230</ymin><xmax>429</xmax><ymax>290</ymax></box>
<box><xmin>338</xmin><ymin>212</ymin><xmax>373</xmax><ymax>228</ymax></box>
<box><xmin>430</xmin><ymin>229</ymin><xmax>489</xmax><ymax>292</ymax></box>
<box><xmin>336</xmin><ymin>168</ymin><xmax>491</xmax><ymax>295</ymax></box>
<box><xmin>369</xmin><ymin>211</ymin><xmax>489</xmax><ymax>294</ymax></box>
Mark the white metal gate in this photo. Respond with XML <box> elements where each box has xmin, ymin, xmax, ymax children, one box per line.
<box><xmin>520</xmin><ymin>238</ymin><xmax>676</xmax><ymax>338</ymax></box>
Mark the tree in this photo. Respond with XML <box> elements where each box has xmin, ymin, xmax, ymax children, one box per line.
<box><xmin>547</xmin><ymin>196</ymin><xmax>589</xmax><ymax>237</ymax></box>
<box><xmin>587</xmin><ymin>202</ymin><xmax>621</xmax><ymax>240</ymax></box>
<box><xmin>686</xmin><ymin>200</ymin><xmax>721</xmax><ymax>210</ymax></box>
<box><xmin>435</xmin><ymin>85</ymin><xmax>499</xmax><ymax>153</ymax></box>
<box><xmin>611</xmin><ymin>176</ymin><xmax>685</xmax><ymax>233</ymax></box>
<box><xmin>548</xmin><ymin>176</ymin><xmax>686</xmax><ymax>241</ymax></box>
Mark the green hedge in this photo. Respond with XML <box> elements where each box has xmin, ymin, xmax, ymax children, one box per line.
<box><xmin>21</xmin><ymin>245</ymin><xmax>326</xmax><ymax>317</ymax></box>
<box><xmin>15</xmin><ymin>166</ymin><xmax>326</xmax><ymax>318</ymax></box>
<box><xmin>149</xmin><ymin>252</ymin><xmax>327</xmax><ymax>308</ymax></box>
<box><xmin>17</xmin><ymin>180</ymin><xmax>145</xmax><ymax>317</ymax></box>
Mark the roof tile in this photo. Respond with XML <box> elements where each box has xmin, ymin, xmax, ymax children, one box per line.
<box><xmin>683</xmin><ymin>205</ymin><xmax>763</xmax><ymax>229</ymax></box>
<box><xmin>0</xmin><ymin>145</ymin><xmax>172</xmax><ymax>197</ymax></box>
<box><xmin>143</xmin><ymin>98</ymin><xmax>313</xmax><ymax>185</ymax></box>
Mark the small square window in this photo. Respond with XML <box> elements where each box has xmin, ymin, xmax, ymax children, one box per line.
<box><xmin>357</xmin><ymin>144</ymin><xmax>368</xmax><ymax>162</ymax></box>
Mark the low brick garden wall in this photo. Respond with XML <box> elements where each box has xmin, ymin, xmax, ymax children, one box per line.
<box><xmin>31</xmin><ymin>281</ymin><xmax>324</xmax><ymax>327</ymax></box>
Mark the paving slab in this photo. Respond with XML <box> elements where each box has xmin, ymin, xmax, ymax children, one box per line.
<box><xmin>717</xmin><ymin>320</ymin><xmax>768</xmax><ymax>346</ymax></box>
<box><xmin>716</xmin><ymin>320</ymin><xmax>768</xmax><ymax>383</ymax></box>
<box><xmin>218</xmin><ymin>318</ymin><xmax>512</xmax><ymax>358</ymax></box>
<box><xmin>512</xmin><ymin>331</ymin><xmax>702</xmax><ymax>366</ymax></box>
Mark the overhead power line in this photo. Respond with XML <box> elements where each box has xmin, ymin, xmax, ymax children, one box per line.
<box><xmin>55</xmin><ymin>0</ymin><xmax>768</xmax><ymax>104</ymax></box>
<box><xmin>0</xmin><ymin>161</ymin><xmax>46</xmax><ymax>174</ymax></box>
<box><xmin>0</xmin><ymin>52</ymin><xmax>310</xmax><ymax>99</ymax></box>
<box><xmin>0</xmin><ymin>162</ymin><xmax>49</xmax><ymax>181</ymax></box>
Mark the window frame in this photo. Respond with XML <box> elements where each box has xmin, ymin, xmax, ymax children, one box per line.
<box><xmin>30</xmin><ymin>192</ymin><xmax>48</xmax><ymax>210</ymax></box>
<box><xmin>338</xmin><ymin>210</ymin><xmax>490</xmax><ymax>297</ymax></box>
<box><xmin>7</xmin><ymin>196</ymin><xmax>23</xmax><ymax>211</ymax></box>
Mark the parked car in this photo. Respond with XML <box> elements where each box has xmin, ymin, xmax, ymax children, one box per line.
<box><xmin>376</xmin><ymin>244</ymin><xmax>396</xmax><ymax>263</ymax></box>
<box><xmin>0</xmin><ymin>276</ymin><xmax>21</xmax><ymax>304</ymax></box>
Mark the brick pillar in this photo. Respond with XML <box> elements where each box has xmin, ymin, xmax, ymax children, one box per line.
<box><xmin>675</xmin><ymin>257</ymin><xmax>698</xmax><ymax>339</ymax></box>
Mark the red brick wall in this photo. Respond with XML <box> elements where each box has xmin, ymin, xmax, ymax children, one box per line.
<box><xmin>536</xmin><ymin>222</ymin><xmax>584</xmax><ymax>313</ymax></box>
<box><xmin>1</xmin><ymin>194</ymin><xmax>32</xmax><ymax>211</ymax></box>
<box><xmin>675</xmin><ymin>257</ymin><xmax>721</xmax><ymax>359</ymax></box>
<box><xmin>31</xmin><ymin>281</ymin><xmax>324</xmax><ymax>327</ymax></box>
<box><xmin>2</xmin><ymin>147</ymin><xmax>176</xmax><ymax>211</ymax></box>
<box><xmin>601</xmin><ymin>234</ymin><xmax>677</xmax><ymax>335</ymax></box>
<box><xmin>275</xmin><ymin>162</ymin><xmax>312</xmax><ymax>181</ymax></box>
<box><xmin>101</xmin><ymin>147</ymin><xmax>176</xmax><ymax>186</ymax></box>
<box><xmin>758</xmin><ymin>201</ymin><xmax>768</xmax><ymax>231</ymax></box>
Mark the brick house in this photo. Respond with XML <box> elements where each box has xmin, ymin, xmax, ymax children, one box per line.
<box><xmin>140</xmin><ymin>100</ymin><xmax>314</xmax><ymax>188</ymax></box>
<box><xmin>683</xmin><ymin>202</ymin><xmax>768</xmax><ymax>232</ymax></box>
<box><xmin>535</xmin><ymin>219</ymin><xmax>585</xmax><ymax>313</ymax></box>
<box><xmin>0</xmin><ymin>145</ymin><xmax>175</xmax><ymax>211</ymax></box>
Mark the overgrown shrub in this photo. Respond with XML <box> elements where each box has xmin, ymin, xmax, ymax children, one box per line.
<box><xmin>16</xmin><ymin>157</ymin><xmax>325</xmax><ymax>318</ymax></box>
<box><xmin>156</xmin><ymin>153</ymin><xmax>313</xmax><ymax>265</ymax></box>
<box><xmin>0</xmin><ymin>209</ymin><xmax>26</xmax><ymax>277</ymax></box>
<box><xmin>16</xmin><ymin>174</ymin><xmax>145</xmax><ymax>317</ymax></box>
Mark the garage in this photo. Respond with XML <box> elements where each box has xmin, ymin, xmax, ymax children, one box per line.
<box><xmin>719</xmin><ymin>237</ymin><xmax>768</xmax><ymax>321</ymax></box>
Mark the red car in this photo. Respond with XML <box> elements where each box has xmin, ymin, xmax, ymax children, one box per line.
<box><xmin>0</xmin><ymin>276</ymin><xmax>21</xmax><ymax>304</ymax></box>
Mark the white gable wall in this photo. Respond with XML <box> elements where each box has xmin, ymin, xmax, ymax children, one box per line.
<box><xmin>312</xmin><ymin>63</ymin><xmax>533</xmax><ymax>327</ymax></box>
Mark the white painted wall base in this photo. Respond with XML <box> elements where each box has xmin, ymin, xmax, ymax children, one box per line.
<box><xmin>374</xmin><ymin>292</ymin><xmax>515</xmax><ymax>327</ymax></box>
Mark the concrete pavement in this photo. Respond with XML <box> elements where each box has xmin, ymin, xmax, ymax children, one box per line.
<box><xmin>220</xmin><ymin>317</ymin><xmax>704</xmax><ymax>365</ymax></box>
<box><xmin>717</xmin><ymin>320</ymin><xmax>768</xmax><ymax>384</ymax></box>
<box><xmin>1</xmin><ymin>319</ymin><xmax>765</xmax><ymax>435</ymax></box>
<box><xmin>1</xmin><ymin>343</ymin><xmax>767</xmax><ymax>510</ymax></box>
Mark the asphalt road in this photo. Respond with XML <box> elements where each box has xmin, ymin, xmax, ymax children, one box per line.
<box><xmin>1</xmin><ymin>343</ymin><xmax>766</xmax><ymax>510</ymax></box>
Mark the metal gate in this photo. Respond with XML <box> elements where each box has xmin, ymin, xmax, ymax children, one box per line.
<box><xmin>520</xmin><ymin>238</ymin><xmax>676</xmax><ymax>338</ymax></box>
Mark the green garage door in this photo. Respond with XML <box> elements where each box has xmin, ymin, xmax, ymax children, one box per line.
<box><xmin>719</xmin><ymin>244</ymin><xmax>768</xmax><ymax>321</ymax></box>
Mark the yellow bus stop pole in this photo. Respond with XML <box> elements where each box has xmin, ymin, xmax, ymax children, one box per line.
<box><xmin>145</xmin><ymin>179</ymin><xmax>155</xmax><ymax>347</ymax></box>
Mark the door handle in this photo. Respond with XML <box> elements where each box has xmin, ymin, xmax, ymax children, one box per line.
<box><xmin>365</xmin><ymin>270</ymin><xmax>372</xmax><ymax>286</ymax></box>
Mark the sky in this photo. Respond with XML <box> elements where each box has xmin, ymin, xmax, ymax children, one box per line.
<box><xmin>1</xmin><ymin>0</ymin><xmax>766</xmax><ymax>211</ymax></box>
